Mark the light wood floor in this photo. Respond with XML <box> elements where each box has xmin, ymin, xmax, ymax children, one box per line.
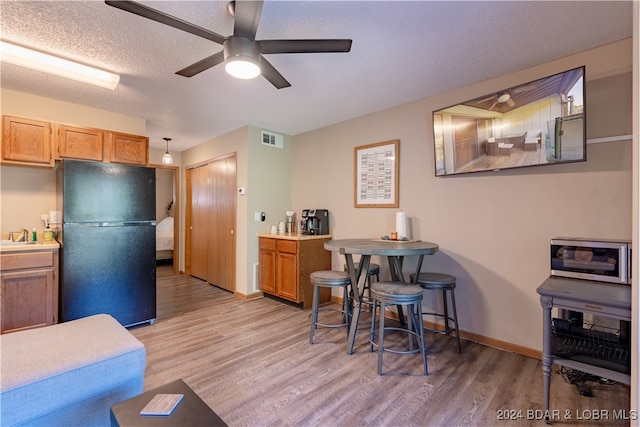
<box><xmin>456</xmin><ymin>146</ymin><xmax>547</xmax><ymax>174</ymax></box>
<box><xmin>129</xmin><ymin>266</ymin><xmax>630</xmax><ymax>426</ymax></box>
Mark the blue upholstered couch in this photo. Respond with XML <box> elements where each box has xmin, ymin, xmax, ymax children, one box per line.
<box><xmin>0</xmin><ymin>314</ymin><xmax>146</xmax><ymax>426</ymax></box>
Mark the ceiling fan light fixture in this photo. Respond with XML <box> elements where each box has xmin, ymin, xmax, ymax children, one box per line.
<box><xmin>225</xmin><ymin>58</ymin><xmax>260</xmax><ymax>79</ymax></box>
<box><xmin>497</xmin><ymin>93</ymin><xmax>511</xmax><ymax>103</ymax></box>
<box><xmin>223</xmin><ymin>36</ymin><xmax>261</xmax><ymax>80</ymax></box>
<box><xmin>0</xmin><ymin>40</ymin><xmax>120</xmax><ymax>90</ymax></box>
<box><xmin>162</xmin><ymin>138</ymin><xmax>173</xmax><ymax>165</ymax></box>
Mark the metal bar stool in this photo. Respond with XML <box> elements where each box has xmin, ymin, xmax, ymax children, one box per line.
<box><xmin>344</xmin><ymin>262</ymin><xmax>380</xmax><ymax>305</ymax></box>
<box><xmin>369</xmin><ymin>281</ymin><xmax>428</xmax><ymax>376</ymax></box>
<box><xmin>410</xmin><ymin>272</ymin><xmax>461</xmax><ymax>353</ymax></box>
<box><xmin>309</xmin><ymin>270</ymin><xmax>351</xmax><ymax>344</ymax></box>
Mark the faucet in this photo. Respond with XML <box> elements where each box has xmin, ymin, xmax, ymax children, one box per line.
<box><xmin>22</xmin><ymin>228</ymin><xmax>29</xmax><ymax>242</ymax></box>
<box><xmin>8</xmin><ymin>231</ymin><xmax>14</xmax><ymax>241</ymax></box>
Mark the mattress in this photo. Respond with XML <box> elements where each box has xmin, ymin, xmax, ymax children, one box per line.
<box><xmin>156</xmin><ymin>216</ymin><xmax>174</xmax><ymax>251</ymax></box>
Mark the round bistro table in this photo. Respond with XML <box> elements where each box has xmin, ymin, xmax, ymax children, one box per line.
<box><xmin>324</xmin><ymin>238</ymin><xmax>439</xmax><ymax>354</ymax></box>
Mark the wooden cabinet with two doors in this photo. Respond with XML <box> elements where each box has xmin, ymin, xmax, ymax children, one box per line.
<box><xmin>2</xmin><ymin>115</ymin><xmax>148</xmax><ymax>167</ymax></box>
<box><xmin>259</xmin><ymin>236</ymin><xmax>332</xmax><ymax>309</ymax></box>
<box><xmin>0</xmin><ymin>247</ymin><xmax>59</xmax><ymax>334</ymax></box>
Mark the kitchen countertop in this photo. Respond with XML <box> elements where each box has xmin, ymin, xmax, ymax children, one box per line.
<box><xmin>257</xmin><ymin>233</ymin><xmax>332</xmax><ymax>241</ymax></box>
<box><xmin>0</xmin><ymin>241</ymin><xmax>60</xmax><ymax>253</ymax></box>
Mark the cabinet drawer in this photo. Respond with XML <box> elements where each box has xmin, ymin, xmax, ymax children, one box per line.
<box><xmin>259</xmin><ymin>238</ymin><xmax>275</xmax><ymax>251</ymax></box>
<box><xmin>1</xmin><ymin>251</ymin><xmax>54</xmax><ymax>270</ymax></box>
<box><xmin>276</xmin><ymin>239</ymin><xmax>297</xmax><ymax>254</ymax></box>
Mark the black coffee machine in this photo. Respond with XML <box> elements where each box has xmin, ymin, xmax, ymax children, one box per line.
<box><xmin>301</xmin><ymin>209</ymin><xmax>329</xmax><ymax>235</ymax></box>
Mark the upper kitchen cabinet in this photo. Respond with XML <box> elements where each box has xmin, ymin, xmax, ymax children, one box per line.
<box><xmin>2</xmin><ymin>115</ymin><xmax>149</xmax><ymax>167</ymax></box>
<box><xmin>1</xmin><ymin>115</ymin><xmax>53</xmax><ymax>167</ymax></box>
<box><xmin>108</xmin><ymin>131</ymin><xmax>148</xmax><ymax>166</ymax></box>
<box><xmin>56</xmin><ymin>125</ymin><xmax>104</xmax><ymax>162</ymax></box>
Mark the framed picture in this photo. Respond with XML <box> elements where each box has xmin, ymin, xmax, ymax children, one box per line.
<box><xmin>354</xmin><ymin>139</ymin><xmax>399</xmax><ymax>208</ymax></box>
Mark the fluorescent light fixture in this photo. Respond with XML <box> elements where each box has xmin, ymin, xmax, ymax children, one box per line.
<box><xmin>225</xmin><ymin>58</ymin><xmax>260</xmax><ymax>79</ymax></box>
<box><xmin>0</xmin><ymin>40</ymin><xmax>120</xmax><ymax>90</ymax></box>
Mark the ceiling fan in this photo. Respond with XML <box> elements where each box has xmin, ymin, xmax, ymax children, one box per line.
<box><xmin>477</xmin><ymin>81</ymin><xmax>542</xmax><ymax>111</ymax></box>
<box><xmin>105</xmin><ymin>0</ymin><xmax>352</xmax><ymax>89</ymax></box>
<box><xmin>488</xmin><ymin>92</ymin><xmax>515</xmax><ymax>111</ymax></box>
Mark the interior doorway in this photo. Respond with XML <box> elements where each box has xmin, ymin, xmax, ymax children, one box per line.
<box><xmin>151</xmin><ymin>164</ymin><xmax>179</xmax><ymax>275</ymax></box>
<box><xmin>186</xmin><ymin>153</ymin><xmax>237</xmax><ymax>292</ymax></box>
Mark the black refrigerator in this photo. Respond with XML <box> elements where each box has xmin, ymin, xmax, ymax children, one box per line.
<box><xmin>58</xmin><ymin>160</ymin><xmax>156</xmax><ymax>327</ymax></box>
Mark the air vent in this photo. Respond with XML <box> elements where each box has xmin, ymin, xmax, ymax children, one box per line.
<box><xmin>261</xmin><ymin>131</ymin><xmax>284</xmax><ymax>149</ymax></box>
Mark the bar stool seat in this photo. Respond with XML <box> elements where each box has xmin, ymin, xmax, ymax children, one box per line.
<box><xmin>410</xmin><ymin>272</ymin><xmax>461</xmax><ymax>353</ymax></box>
<box><xmin>369</xmin><ymin>281</ymin><xmax>428</xmax><ymax>376</ymax></box>
<box><xmin>309</xmin><ymin>270</ymin><xmax>351</xmax><ymax>344</ymax></box>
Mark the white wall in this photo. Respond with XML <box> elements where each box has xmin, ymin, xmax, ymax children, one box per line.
<box><xmin>155</xmin><ymin>168</ymin><xmax>173</xmax><ymax>221</ymax></box>
<box><xmin>246</xmin><ymin>126</ymin><xmax>293</xmax><ymax>294</ymax></box>
<box><xmin>291</xmin><ymin>39</ymin><xmax>633</xmax><ymax>354</ymax></box>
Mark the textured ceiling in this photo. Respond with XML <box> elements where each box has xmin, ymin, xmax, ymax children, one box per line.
<box><xmin>0</xmin><ymin>1</ymin><xmax>633</xmax><ymax>152</ymax></box>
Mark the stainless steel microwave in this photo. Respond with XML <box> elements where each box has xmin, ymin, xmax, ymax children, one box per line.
<box><xmin>550</xmin><ymin>238</ymin><xmax>631</xmax><ymax>285</ymax></box>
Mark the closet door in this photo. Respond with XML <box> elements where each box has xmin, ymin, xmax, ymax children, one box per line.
<box><xmin>208</xmin><ymin>155</ymin><xmax>236</xmax><ymax>291</ymax></box>
<box><xmin>186</xmin><ymin>154</ymin><xmax>236</xmax><ymax>292</ymax></box>
<box><xmin>188</xmin><ymin>164</ymin><xmax>211</xmax><ymax>282</ymax></box>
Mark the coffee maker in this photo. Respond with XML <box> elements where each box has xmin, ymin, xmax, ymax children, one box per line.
<box><xmin>301</xmin><ymin>209</ymin><xmax>330</xmax><ymax>235</ymax></box>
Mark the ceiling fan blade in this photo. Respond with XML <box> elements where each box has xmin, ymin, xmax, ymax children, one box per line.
<box><xmin>176</xmin><ymin>51</ymin><xmax>225</xmax><ymax>77</ymax></box>
<box><xmin>259</xmin><ymin>56</ymin><xmax>290</xmax><ymax>89</ymax></box>
<box><xmin>488</xmin><ymin>101</ymin><xmax>498</xmax><ymax>111</ymax></box>
<box><xmin>233</xmin><ymin>0</ymin><xmax>263</xmax><ymax>39</ymax></box>
<box><xmin>506</xmin><ymin>98</ymin><xmax>516</xmax><ymax>107</ymax></box>
<box><xmin>475</xmin><ymin>94</ymin><xmax>497</xmax><ymax>103</ymax></box>
<box><xmin>105</xmin><ymin>1</ymin><xmax>226</xmax><ymax>45</ymax></box>
<box><xmin>260</xmin><ymin>39</ymin><xmax>352</xmax><ymax>55</ymax></box>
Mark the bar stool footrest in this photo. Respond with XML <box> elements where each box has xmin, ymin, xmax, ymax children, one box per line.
<box><xmin>370</xmin><ymin>327</ymin><xmax>424</xmax><ymax>355</ymax></box>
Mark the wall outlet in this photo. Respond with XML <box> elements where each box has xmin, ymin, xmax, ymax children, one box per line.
<box><xmin>254</xmin><ymin>212</ymin><xmax>261</xmax><ymax>222</ymax></box>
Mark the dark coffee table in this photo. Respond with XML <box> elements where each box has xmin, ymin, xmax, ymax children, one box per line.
<box><xmin>110</xmin><ymin>379</ymin><xmax>228</xmax><ymax>426</ymax></box>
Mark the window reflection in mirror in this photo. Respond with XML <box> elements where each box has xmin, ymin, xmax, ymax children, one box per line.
<box><xmin>433</xmin><ymin>66</ymin><xmax>585</xmax><ymax>176</ymax></box>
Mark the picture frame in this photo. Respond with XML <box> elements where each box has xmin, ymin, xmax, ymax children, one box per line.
<box><xmin>354</xmin><ymin>139</ymin><xmax>399</xmax><ymax>208</ymax></box>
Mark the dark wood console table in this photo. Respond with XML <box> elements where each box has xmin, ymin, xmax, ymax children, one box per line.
<box><xmin>537</xmin><ymin>277</ymin><xmax>630</xmax><ymax>423</ymax></box>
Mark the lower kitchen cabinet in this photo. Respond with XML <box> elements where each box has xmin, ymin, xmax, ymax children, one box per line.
<box><xmin>0</xmin><ymin>248</ymin><xmax>59</xmax><ymax>334</ymax></box>
<box><xmin>259</xmin><ymin>236</ymin><xmax>331</xmax><ymax>309</ymax></box>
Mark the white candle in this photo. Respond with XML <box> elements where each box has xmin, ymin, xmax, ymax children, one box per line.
<box><xmin>396</xmin><ymin>211</ymin><xmax>407</xmax><ymax>240</ymax></box>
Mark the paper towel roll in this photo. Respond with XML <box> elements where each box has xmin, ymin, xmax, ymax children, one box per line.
<box><xmin>396</xmin><ymin>211</ymin><xmax>407</xmax><ymax>240</ymax></box>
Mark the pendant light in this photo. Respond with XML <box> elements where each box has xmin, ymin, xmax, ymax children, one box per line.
<box><xmin>162</xmin><ymin>138</ymin><xmax>173</xmax><ymax>165</ymax></box>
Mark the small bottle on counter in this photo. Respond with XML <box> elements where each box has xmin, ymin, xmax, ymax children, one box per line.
<box><xmin>32</xmin><ymin>228</ymin><xmax>37</xmax><ymax>242</ymax></box>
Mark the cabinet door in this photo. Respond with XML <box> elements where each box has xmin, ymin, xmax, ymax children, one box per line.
<box><xmin>276</xmin><ymin>251</ymin><xmax>298</xmax><ymax>302</ymax></box>
<box><xmin>109</xmin><ymin>132</ymin><xmax>148</xmax><ymax>165</ymax></box>
<box><xmin>2</xmin><ymin>115</ymin><xmax>53</xmax><ymax>166</ymax></box>
<box><xmin>57</xmin><ymin>125</ymin><xmax>104</xmax><ymax>161</ymax></box>
<box><xmin>1</xmin><ymin>269</ymin><xmax>54</xmax><ymax>334</ymax></box>
<box><xmin>259</xmin><ymin>248</ymin><xmax>276</xmax><ymax>293</ymax></box>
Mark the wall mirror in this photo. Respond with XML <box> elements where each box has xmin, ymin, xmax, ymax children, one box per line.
<box><xmin>433</xmin><ymin>66</ymin><xmax>585</xmax><ymax>176</ymax></box>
